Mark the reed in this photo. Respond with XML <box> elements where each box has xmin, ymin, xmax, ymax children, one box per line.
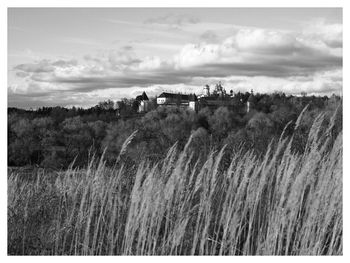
<box><xmin>8</xmin><ymin>107</ymin><xmax>342</xmax><ymax>255</ymax></box>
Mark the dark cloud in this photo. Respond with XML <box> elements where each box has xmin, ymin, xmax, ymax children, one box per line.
<box><xmin>15</xmin><ymin>59</ymin><xmax>78</xmax><ymax>73</ymax></box>
<box><xmin>84</xmin><ymin>47</ymin><xmax>140</xmax><ymax>69</ymax></box>
<box><xmin>14</xmin><ymin>51</ymin><xmax>341</xmax><ymax>96</ymax></box>
<box><xmin>10</xmin><ymin>23</ymin><xmax>342</xmax><ymax>108</ymax></box>
<box><xmin>200</xmin><ymin>30</ymin><xmax>218</xmax><ymax>43</ymax></box>
<box><xmin>323</xmin><ymin>39</ymin><xmax>342</xmax><ymax>48</ymax></box>
<box><xmin>107</xmin><ymin>49</ymin><xmax>142</xmax><ymax>68</ymax></box>
<box><xmin>13</xmin><ymin>26</ymin><xmax>342</xmax><ymax>93</ymax></box>
<box><xmin>122</xmin><ymin>45</ymin><xmax>134</xmax><ymax>51</ymax></box>
<box><xmin>168</xmin><ymin>54</ymin><xmax>342</xmax><ymax>80</ymax></box>
<box><xmin>14</xmin><ymin>60</ymin><xmax>54</xmax><ymax>73</ymax></box>
<box><xmin>52</xmin><ymin>59</ymin><xmax>78</xmax><ymax>67</ymax></box>
<box><xmin>46</xmin><ymin>74</ymin><xmax>190</xmax><ymax>92</ymax></box>
<box><xmin>15</xmin><ymin>71</ymin><xmax>30</xmax><ymax>78</ymax></box>
<box><xmin>8</xmin><ymin>90</ymin><xmax>54</xmax><ymax>98</ymax></box>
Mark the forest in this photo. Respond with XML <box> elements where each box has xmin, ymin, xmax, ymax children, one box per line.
<box><xmin>7</xmin><ymin>92</ymin><xmax>343</xmax><ymax>255</ymax></box>
<box><xmin>8</xmin><ymin>92</ymin><xmax>341</xmax><ymax>170</ymax></box>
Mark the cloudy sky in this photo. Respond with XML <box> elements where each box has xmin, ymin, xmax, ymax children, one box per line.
<box><xmin>8</xmin><ymin>8</ymin><xmax>342</xmax><ymax>108</ymax></box>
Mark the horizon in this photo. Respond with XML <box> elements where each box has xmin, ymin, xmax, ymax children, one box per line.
<box><xmin>8</xmin><ymin>8</ymin><xmax>342</xmax><ymax>109</ymax></box>
<box><xmin>8</xmin><ymin>89</ymin><xmax>342</xmax><ymax>110</ymax></box>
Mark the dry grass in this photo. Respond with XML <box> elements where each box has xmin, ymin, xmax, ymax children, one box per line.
<box><xmin>8</xmin><ymin>107</ymin><xmax>342</xmax><ymax>255</ymax></box>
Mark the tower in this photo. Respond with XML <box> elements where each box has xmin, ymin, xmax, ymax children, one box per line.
<box><xmin>204</xmin><ymin>84</ymin><xmax>210</xmax><ymax>96</ymax></box>
<box><xmin>188</xmin><ymin>94</ymin><xmax>198</xmax><ymax>111</ymax></box>
<box><xmin>247</xmin><ymin>89</ymin><xmax>255</xmax><ymax>113</ymax></box>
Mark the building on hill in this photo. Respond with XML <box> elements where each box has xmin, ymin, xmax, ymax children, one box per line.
<box><xmin>137</xmin><ymin>82</ymin><xmax>251</xmax><ymax>114</ymax></box>
<box><xmin>135</xmin><ymin>91</ymin><xmax>149</xmax><ymax>113</ymax></box>
<box><xmin>157</xmin><ymin>92</ymin><xmax>188</xmax><ymax>105</ymax></box>
<box><xmin>197</xmin><ymin>82</ymin><xmax>244</xmax><ymax>112</ymax></box>
<box><xmin>157</xmin><ymin>92</ymin><xmax>198</xmax><ymax>111</ymax></box>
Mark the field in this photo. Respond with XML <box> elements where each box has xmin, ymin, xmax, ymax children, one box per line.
<box><xmin>7</xmin><ymin>107</ymin><xmax>342</xmax><ymax>255</ymax></box>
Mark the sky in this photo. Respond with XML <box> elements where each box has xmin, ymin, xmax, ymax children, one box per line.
<box><xmin>8</xmin><ymin>8</ymin><xmax>342</xmax><ymax>108</ymax></box>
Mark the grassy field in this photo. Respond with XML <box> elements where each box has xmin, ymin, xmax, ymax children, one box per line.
<box><xmin>7</xmin><ymin>107</ymin><xmax>342</xmax><ymax>255</ymax></box>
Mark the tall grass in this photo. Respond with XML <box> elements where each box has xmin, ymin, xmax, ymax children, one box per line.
<box><xmin>8</xmin><ymin>107</ymin><xmax>342</xmax><ymax>255</ymax></box>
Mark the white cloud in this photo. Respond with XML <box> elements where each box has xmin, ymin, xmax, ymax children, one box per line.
<box><xmin>235</xmin><ymin>28</ymin><xmax>296</xmax><ymax>51</ymax></box>
<box><xmin>302</xmin><ymin>20</ymin><xmax>342</xmax><ymax>48</ymax></box>
<box><xmin>133</xmin><ymin>56</ymin><xmax>163</xmax><ymax>71</ymax></box>
<box><xmin>174</xmin><ymin>24</ymin><xmax>342</xmax><ymax>69</ymax></box>
<box><xmin>9</xmin><ymin>21</ymin><xmax>342</xmax><ymax>108</ymax></box>
<box><xmin>174</xmin><ymin>43</ymin><xmax>221</xmax><ymax>68</ymax></box>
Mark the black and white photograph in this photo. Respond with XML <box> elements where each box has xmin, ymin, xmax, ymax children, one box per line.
<box><xmin>6</xmin><ymin>2</ymin><xmax>344</xmax><ymax>256</ymax></box>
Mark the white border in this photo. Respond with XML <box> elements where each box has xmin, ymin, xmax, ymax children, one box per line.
<box><xmin>3</xmin><ymin>0</ymin><xmax>345</xmax><ymax>8</ymax></box>
<box><xmin>1</xmin><ymin>1</ymin><xmax>347</xmax><ymax>262</ymax></box>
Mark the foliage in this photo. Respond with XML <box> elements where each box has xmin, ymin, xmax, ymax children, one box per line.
<box><xmin>8</xmin><ymin>94</ymin><xmax>341</xmax><ymax>169</ymax></box>
<box><xmin>8</xmin><ymin>107</ymin><xmax>342</xmax><ymax>255</ymax></box>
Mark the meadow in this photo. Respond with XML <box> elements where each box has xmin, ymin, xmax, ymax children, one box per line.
<box><xmin>8</xmin><ymin>105</ymin><xmax>342</xmax><ymax>255</ymax></box>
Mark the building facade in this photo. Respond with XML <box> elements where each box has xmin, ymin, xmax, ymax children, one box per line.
<box><xmin>135</xmin><ymin>91</ymin><xmax>149</xmax><ymax>113</ymax></box>
<box><xmin>134</xmin><ymin>84</ymin><xmax>253</xmax><ymax>114</ymax></box>
<box><xmin>157</xmin><ymin>92</ymin><xmax>198</xmax><ymax>111</ymax></box>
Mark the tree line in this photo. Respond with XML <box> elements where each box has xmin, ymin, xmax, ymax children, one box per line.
<box><xmin>8</xmin><ymin>93</ymin><xmax>342</xmax><ymax>169</ymax></box>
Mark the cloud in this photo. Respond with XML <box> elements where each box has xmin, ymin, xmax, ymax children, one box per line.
<box><xmin>174</xmin><ymin>43</ymin><xmax>222</xmax><ymax>68</ymax></box>
<box><xmin>188</xmin><ymin>69</ymin><xmax>342</xmax><ymax>96</ymax></box>
<box><xmin>144</xmin><ymin>13</ymin><xmax>200</xmax><ymax>27</ymax></box>
<box><xmin>14</xmin><ymin>60</ymin><xmax>55</xmax><ymax>73</ymax></box>
<box><xmin>52</xmin><ymin>59</ymin><xmax>78</xmax><ymax>68</ymax></box>
<box><xmin>15</xmin><ymin>59</ymin><xmax>79</xmax><ymax>73</ymax></box>
<box><xmin>10</xmin><ymin>22</ymin><xmax>342</xmax><ymax>108</ymax></box>
<box><xmin>172</xmin><ymin>25</ymin><xmax>342</xmax><ymax>81</ymax></box>
<box><xmin>122</xmin><ymin>45</ymin><xmax>134</xmax><ymax>51</ymax></box>
<box><xmin>199</xmin><ymin>30</ymin><xmax>219</xmax><ymax>43</ymax></box>
<box><xmin>107</xmin><ymin>49</ymin><xmax>142</xmax><ymax>69</ymax></box>
<box><xmin>303</xmin><ymin>20</ymin><xmax>342</xmax><ymax>48</ymax></box>
<box><xmin>175</xmin><ymin>26</ymin><xmax>342</xmax><ymax>68</ymax></box>
<box><xmin>15</xmin><ymin>71</ymin><xmax>30</xmax><ymax>78</ymax></box>
<box><xmin>8</xmin><ymin>69</ymin><xmax>342</xmax><ymax>109</ymax></box>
